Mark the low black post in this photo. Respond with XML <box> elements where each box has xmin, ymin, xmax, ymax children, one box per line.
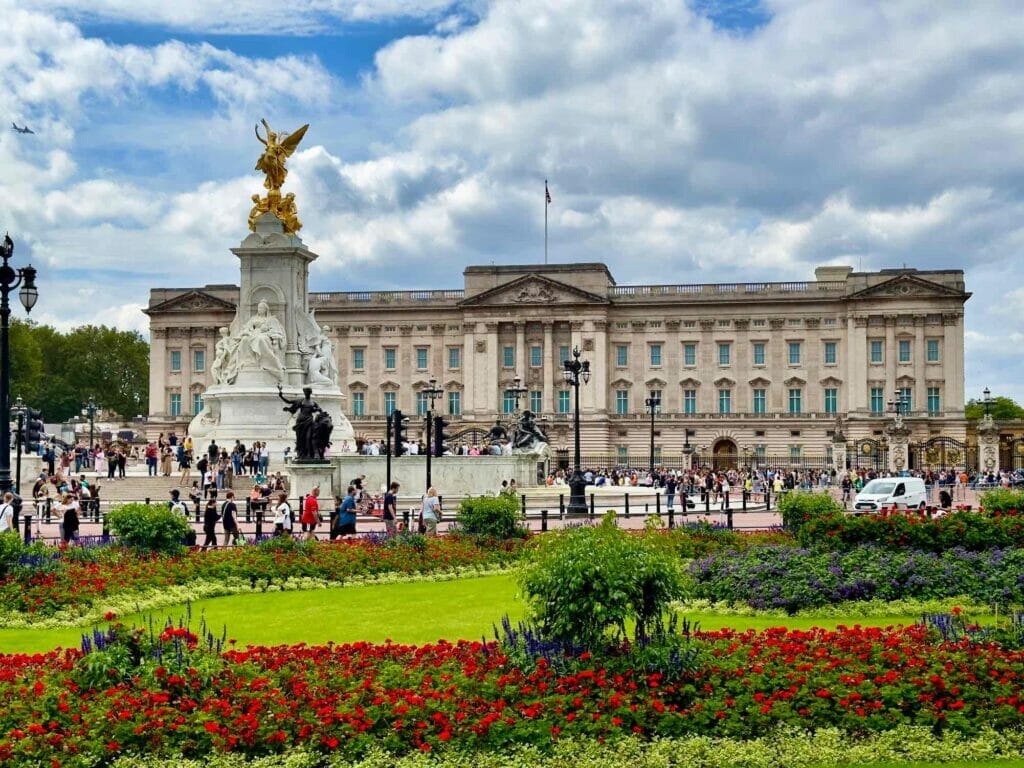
<box><xmin>624</xmin><ymin>494</ymin><xmax>630</xmax><ymax>518</ymax></box>
<box><xmin>589</xmin><ymin>493</ymin><xmax>595</xmax><ymax>518</ymax></box>
<box><xmin>541</xmin><ymin>509</ymin><xmax>548</xmax><ymax>533</ymax></box>
<box><xmin>245</xmin><ymin>498</ymin><xmax>251</xmax><ymax>523</ymax></box>
<box><xmin>667</xmin><ymin>505</ymin><xmax>675</xmax><ymax>529</ymax></box>
<box><xmin>521</xmin><ymin>494</ymin><xmax>527</xmax><ymax>517</ymax></box>
<box><xmin>44</xmin><ymin>499</ymin><xmax>51</xmax><ymax>524</ymax></box>
<box><xmin>656</xmin><ymin>491</ymin><xmax>661</xmax><ymax>517</ymax></box>
<box><xmin>101</xmin><ymin>515</ymin><xmax>110</xmax><ymax>542</ymax></box>
<box><xmin>23</xmin><ymin>514</ymin><xmax>31</xmax><ymax>544</ymax></box>
<box><xmin>742</xmin><ymin>490</ymin><xmax>748</xmax><ymax>511</ymax></box>
<box><xmin>403</xmin><ymin>507</ymin><xmax>411</xmax><ymax>530</ymax></box>
<box><xmin>726</xmin><ymin>506</ymin><xmax>734</xmax><ymax>530</ymax></box>
<box><xmin>705</xmin><ymin>492</ymin><xmax>710</xmax><ymax>514</ymax></box>
<box><xmin>255</xmin><ymin>510</ymin><xmax>263</xmax><ymax>539</ymax></box>
<box><xmin>145</xmin><ymin>497</ymin><xmax>150</xmax><ymax>505</ymax></box>
<box><xmin>559</xmin><ymin>494</ymin><xmax>565</xmax><ymax>519</ymax></box>
<box><xmin>765</xmin><ymin>486</ymin><xmax>771</xmax><ymax>511</ymax></box>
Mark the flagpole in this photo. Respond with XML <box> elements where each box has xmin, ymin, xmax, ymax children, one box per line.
<box><xmin>544</xmin><ymin>179</ymin><xmax>549</xmax><ymax>265</ymax></box>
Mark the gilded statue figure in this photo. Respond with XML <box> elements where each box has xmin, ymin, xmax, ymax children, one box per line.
<box><xmin>254</xmin><ymin>118</ymin><xmax>308</xmax><ymax>192</ymax></box>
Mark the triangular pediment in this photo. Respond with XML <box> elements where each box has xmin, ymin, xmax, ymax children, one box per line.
<box><xmin>460</xmin><ymin>274</ymin><xmax>609</xmax><ymax>307</ymax></box>
<box><xmin>146</xmin><ymin>290</ymin><xmax>237</xmax><ymax>314</ymax></box>
<box><xmin>849</xmin><ymin>274</ymin><xmax>966</xmax><ymax>300</ymax></box>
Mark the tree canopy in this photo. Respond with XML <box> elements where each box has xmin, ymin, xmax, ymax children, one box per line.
<box><xmin>10</xmin><ymin>319</ymin><xmax>149</xmax><ymax>423</ymax></box>
<box><xmin>965</xmin><ymin>395</ymin><xmax>1024</xmax><ymax>421</ymax></box>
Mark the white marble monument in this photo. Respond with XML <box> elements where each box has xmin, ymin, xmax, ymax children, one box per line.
<box><xmin>187</xmin><ymin>211</ymin><xmax>355</xmax><ymax>460</ymax></box>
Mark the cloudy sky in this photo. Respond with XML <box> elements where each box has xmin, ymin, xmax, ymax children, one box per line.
<box><xmin>2</xmin><ymin>0</ymin><xmax>1023</xmax><ymax>403</ymax></box>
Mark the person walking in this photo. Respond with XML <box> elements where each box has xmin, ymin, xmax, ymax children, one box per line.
<box><xmin>333</xmin><ymin>487</ymin><xmax>357</xmax><ymax>538</ymax></box>
<box><xmin>666</xmin><ymin>474</ymin><xmax>677</xmax><ymax>512</ymax></box>
<box><xmin>61</xmin><ymin>492</ymin><xmax>80</xmax><ymax>544</ymax></box>
<box><xmin>419</xmin><ymin>486</ymin><xmax>442</xmax><ymax>536</ymax></box>
<box><xmin>0</xmin><ymin>492</ymin><xmax>15</xmax><ymax>534</ymax></box>
<box><xmin>301</xmin><ymin>487</ymin><xmax>322</xmax><ymax>541</ymax></box>
<box><xmin>221</xmin><ymin>490</ymin><xmax>241</xmax><ymax>547</ymax></box>
<box><xmin>180</xmin><ymin>448</ymin><xmax>192</xmax><ymax>487</ymax></box>
<box><xmin>383</xmin><ymin>481</ymin><xmax>399</xmax><ymax>535</ymax></box>
<box><xmin>202</xmin><ymin>491</ymin><xmax>220</xmax><ymax>549</ymax></box>
<box><xmin>272</xmin><ymin>492</ymin><xmax>292</xmax><ymax>537</ymax></box>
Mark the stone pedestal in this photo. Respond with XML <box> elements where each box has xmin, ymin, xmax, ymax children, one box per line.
<box><xmin>977</xmin><ymin>414</ymin><xmax>1000</xmax><ymax>474</ymax></box>
<box><xmin>832</xmin><ymin>438</ymin><xmax>848</xmax><ymax>474</ymax></box>
<box><xmin>885</xmin><ymin>416</ymin><xmax>911</xmax><ymax>474</ymax></box>
<box><xmin>289</xmin><ymin>461</ymin><xmax>336</xmax><ymax>510</ymax></box>
<box><xmin>325</xmin><ymin>454</ymin><xmax>540</xmax><ymax>496</ymax></box>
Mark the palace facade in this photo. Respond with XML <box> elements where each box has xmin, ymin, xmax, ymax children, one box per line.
<box><xmin>145</xmin><ymin>262</ymin><xmax>970</xmax><ymax>465</ymax></box>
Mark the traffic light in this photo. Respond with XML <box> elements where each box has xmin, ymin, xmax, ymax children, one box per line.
<box><xmin>391</xmin><ymin>410</ymin><xmax>408</xmax><ymax>456</ymax></box>
<box><xmin>433</xmin><ymin>415</ymin><xmax>453</xmax><ymax>457</ymax></box>
<box><xmin>23</xmin><ymin>408</ymin><xmax>43</xmax><ymax>453</ymax></box>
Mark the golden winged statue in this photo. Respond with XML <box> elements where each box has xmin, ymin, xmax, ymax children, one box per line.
<box><xmin>250</xmin><ymin>118</ymin><xmax>308</xmax><ymax>234</ymax></box>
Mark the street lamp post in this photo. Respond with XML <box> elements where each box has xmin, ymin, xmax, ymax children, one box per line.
<box><xmin>422</xmin><ymin>378</ymin><xmax>444</xmax><ymax>491</ymax></box>
<box><xmin>888</xmin><ymin>389</ymin><xmax>909</xmax><ymax>419</ymax></box>
<box><xmin>504</xmin><ymin>375</ymin><xmax>528</xmax><ymax>417</ymax></box>
<box><xmin>0</xmin><ymin>234</ymin><xmax>39</xmax><ymax>496</ymax></box>
<box><xmin>10</xmin><ymin>396</ymin><xmax>26</xmax><ymax>494</ymax></box>
<box><xmin>561</xmin><ymin>346</ymin><xmax>590</xmax><ymax>514</ymax></box>
<box><xmin>83</xmin><ymin>396</ymin><xmax>99</xmax><ymax>469</ymax></box>
<box><xmin>645</xmin><ymin>391</ymin><xmax>661</xmax><ymax>474</ymax></box>
<box><xmin>982</xmin><ymin>387</ymin><xmax>992</xmax><ymax>417</ymax></box>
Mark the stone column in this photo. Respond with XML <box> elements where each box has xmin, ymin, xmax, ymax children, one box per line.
<box><xmin>699</xmin><ymin>318</ymin><xmax>716</xmax><ymax>413</ymax></box>
<box><xmin>768</xmin><ymin>318</ymin><xmax>786</xmax><ymax>411</ymax></box>
<box><xmin>665</xmin><ymin>319</ymin><xmax>681</xmax><ymax>412</ymax></box>
<box><xmin>943</xmin><ymin>312</ymin><xmax>965</xmax><ymax>412</ymax></box>
<box><xmin>592</xmin><ymin>319</ymin><xmax>608</xmax><ymax>415</ymax></box>
<box><xmin>849</xmin><ymin>315</ymin><xmax>868</xmax><ymax>412</ymax></box>
<box><xmin>462</xmin><ymin>323</ymin><xmax>476</xmax><ymax>416</ymax></box>
<box><xmin>515</xmin><ymin>321</ymin><xmax>527</xmax><ymax>382</ymax></box>
<box><xmin>181</xmin><ymin>328</ymin><xmax>194</xmax><ymax>414</ymax></box>
<box><xmin>399</xmin><ymin>325</ymin><xmax>414</xmax><ymax>412</ymax></box>
<box><xmin>542</xmin><ymin>322</ymin><xmax>554</xmax><ymax>414</ymax></box>
<box><xmin>486</xmin><ymin>322</ymin><xmax>500</xmax><ymax>413</ymax></box>
<box><xmin>913</xmin><ymin>314</ymin><xmax>926</xmax><ymax>414</ymax></box>
<box><xmin>367</xmin><ymin>324</ymin><xmax>382</xmax><ymax>413</ymax></box>
<box><xmin>149</xmin><ymin>328</ymin><xmax>168</xmax><ymax>416</ymax></box>
<box><xmin>978</xmin><ymin>414</ymin><xmax>1000</xmax><ymax>474</ymax></box>
<box><xmin>884</xmin><ymin>315</ymin><xmax>897</xmax><ymax>399</ymax></box>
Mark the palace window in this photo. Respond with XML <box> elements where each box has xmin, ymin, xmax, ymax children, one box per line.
<box><xmin>351</xmin><ymin>392</ymin><xmax>365</xmax><ymax>417</ymax></box>
<box><xmin>192</xmin><ymin>392</ymin><xmax>204</xmax><ymax>415</ymax></box>
<box><xmin>649</xmin><ymin>344</ymin><xmax>662</xmax><ymax>367</ymax></box>
<box><xmin>383</xmin><ymin>391</ymin><xmax>396</xmax><ymax>416</ymax></box>
<box><xmin>530</xmin><ymin>345</ymin><xmax>542</xmax><ymax>367</ymax></box>
<box><xmin>448</xmin><ymin>347</ymin><xmax>461</xmax><ymax>370</ymax></box>
<box><xmin>448</xmin><ymin>391</ymin><xmax>461</xmax><ymax>416</ymax></box>
<box><xmin>900</xmin><ymin>387</ymin><xmax>913</xmax><ymax>411</ymax></box>
<box><xmin>530</xmin><ymin>390</ymin><xmax>542</xmax><ymax>413</ymax></box>
<box><xmin>788</xmin><ymin>342</ymin><xmax>801</xmax><ymax>365</ymax></box>
<box><xmin>752</xmin><ymin>342</ymin><xmax>765</xmax><ymax>366</ymax></box>
<box><xmin>870</xmin><ymin>387</ymin><xmax>884</xmax><ymax>414</ymax></box>
<box><xmin>927</xmin><ymin>387</ymin><xmax>941</xmax><ymax>415</ymax></box>
<box><xmin>718</xmin><ymin>389</ymin><xmax>731</xmax><ymax>414</ymax></box>
<box><xmin>718</xmin><ymin>343</ymin><xmax>731</xmax><ymax>366</ymax></box>
<box><xmin>824</xmin><ymin>387</ymin><xmax>838</xmax><ymax>414</ymax></box>
<box><xmin>616</xmin><ymin>390</ymin><xmax>629</xmax><ymax>415</ymax></box>
<box><xmin>170</xmin><ymin>350</ymin><xmax>181</xmax><ymax>372</ymax></box>
<box><xmin>558</xmin><ymin>390</ymin><xmax>570</xmax><ymax>414</ymax></box>
<box><xmin>870</xmin><ymin>340</ymin><xmax>883</xmax><ymax>364</ymax></box>
<box><xmin>788</xmin><ymin>388</ymin><xmax>802</xmax><ymax>414</ymax></box>
<box><xmin>169</xmin><ymin>393</ymin><xmax>181</xmax><ymax>417</ymax></box>
<box><xmin>752</xmin><ymin>388</ymin><xmax>766</xmax><ymax>414</ymax></box>
<box><xmin>502</xmin><ymin>392</ymin><xmax>516</xmax><ymax>414</ymax></box>
<box><xmin>559</xmin><ymin>345</ymin><xmax>570</xmax><ymax>364</ymax></box>
<box><xmin>416</xmin><ymin>347</ymin><xmax>428</xmax><ymax>370</ymax></box>
<box><xmin>824</xmin><ymin>342</ymin><xmax>837</xmax><ymax>365</ymax></box>
<box><xmin>683</xmin><ymin>343</ymin><xmax>697</xmax><ymax>366</ymax></box>
<box><xmin>927</xmin><ymin>339</ymin><xmax>940</xmax><ymax>362</ymax></box>
<box><xmin>616</xmin><ymin>345</ymin><xmax>628</xmax><ymax>367</ymax></box>
<box><xmin>384</xmin><ymin>348</ymin><xmax>396</xmax><ymax>370</ymax></box>
<box><xmin>899</xmin><ymin>339</ymin><xmax>911</xmax><ymax>363</ymax></box>
<box><xmin>416</xmin><ymin>391</ymin><xmax>429</xmax><ymax>416</ymax></box>
<box><xmin>683</xmin><ymin>389</ymin><xmax>696</xmax><ymax>414</ymax></box>
<box><xmin>352</xmin><ymin>348</ymin><xmax>365</xmax><ymax>371</ymax></box>
<box><xmin>502</xmin><ymin>345</ymin><xmax>515</xmax><ymax>368</ymax></box>
<box><xmin>193</xmin><ymin>350</ymin><xmax>205</xmax><ymax>373</ymax></box>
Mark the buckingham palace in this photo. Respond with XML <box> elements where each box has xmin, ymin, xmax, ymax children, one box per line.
<box><xmin>145</xmin><ymin>262</ymin><xmax>970</xmax><ymax>466</ymax></box>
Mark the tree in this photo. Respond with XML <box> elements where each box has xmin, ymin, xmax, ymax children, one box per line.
<box><xmin>9</xmin><ymin>321</ymin><xmax>149</xmax><ymax>422</ymax></box>
<box><xmin>965</xmin><ymin>396</ymin><xmax>1024</xmax><ymax>421</ymax></box>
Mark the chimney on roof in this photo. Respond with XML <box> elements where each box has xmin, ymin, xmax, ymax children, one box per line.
<box><xmin>815</xmin><ymin>266</ymin><xmax>854</xmax><ymax>281</ymax></box>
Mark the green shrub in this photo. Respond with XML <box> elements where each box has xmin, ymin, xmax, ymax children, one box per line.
<box><xmin>455</xmin><ymin>494</ymin><xmax>528</xmax><ymax>539</ymax></box>
<box><xmin>518</xmin><ymin>513</ymin><xmax>683</xmax><ymax>647</ymax></box>
<box><xmin>107</xmin><ymin>502</ymin><xmax>192</xmax><ymax>554</ymax></box>
<box><xmin>0</xmin><ymin>531</ymin><xmax>25</xmax><ymax>578</ymax></box>
<box><xmin>980</xmin><ymin>487</ymin><xmax>1024</xmax><ymax>513</ymax></box>
<box><xmin>776</xmin><ymin>491</ymin><xmax>845</xmax><ymax>536</ymax></box>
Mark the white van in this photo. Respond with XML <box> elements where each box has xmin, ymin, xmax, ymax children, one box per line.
<box><xmin>853</xmin><ymin>477</ymin><xmax>928</xmax><ymax>513</ymax></box>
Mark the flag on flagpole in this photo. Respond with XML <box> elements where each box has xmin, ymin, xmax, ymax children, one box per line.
<box><xmin>545</xmin><ymin>181</ymin><xmax>552</xmax><ymax>204</ymax></box>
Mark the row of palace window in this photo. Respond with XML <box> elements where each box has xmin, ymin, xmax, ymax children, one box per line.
<box><xmin>171</xmin><ymin>338</ymin><xmax>946</xmax><ymax>379</ymax></box>
<box><xmin>168</xmin><ymin>393</ymin><xmax>205</xmax><ymax>417</ymax></box>
<box><xmin>612</xmin><ymin>445</ymin><xmax>811</xmax><ymax>462</ymax></box>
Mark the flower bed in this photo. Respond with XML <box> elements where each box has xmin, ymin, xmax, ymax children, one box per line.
<box><xmin>0</xmin><ymin>535</ymin><xmax>526</xmax><ymax>623</ymax></box>
<box><xmin>689</xmin><ymin>545</ymin><xmax>1024</xmax><ymax>613</ymax></box>
<box><xmin>2</xmin><ymin>621</ymin><xmax>1024</xmax><ymax>765</ymax></box>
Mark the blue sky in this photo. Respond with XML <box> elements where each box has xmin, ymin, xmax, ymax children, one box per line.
<box><xmin>3</xmin><ymin>0</ymin><xmax>1024</xmax><ymax>404</ymax></box>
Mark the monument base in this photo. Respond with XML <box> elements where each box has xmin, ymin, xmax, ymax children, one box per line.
<box><xmin>188</xmin><ymin>384</ymin><xmax>356</xmax><ymax>463</ymax></box>
<box><xmin>323</xmin><ymin>454</ymin><xmax>544</xmax><ymax>497</ymax></box>
<box><xmin>289</xmin><ymin>461</ymin><xmax>336</xmax><ymax>511</ymax></box>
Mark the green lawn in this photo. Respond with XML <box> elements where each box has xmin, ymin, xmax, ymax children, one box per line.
<box><xmin>0</xmin><ymin>574</ymin><xmax>969</xmax><ymax>654</ymax></box>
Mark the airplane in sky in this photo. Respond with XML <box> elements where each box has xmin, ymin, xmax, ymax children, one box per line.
<box><xmin>11</xmin><ymin>123</ymin><xmax>34</xmax><ymax>134</ymax></box>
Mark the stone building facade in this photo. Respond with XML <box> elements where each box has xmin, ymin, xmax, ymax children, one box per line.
<box><xmin>145</xmin><ymin>262</ymin><xmax>970</xmax><ymax>465</ymax></box>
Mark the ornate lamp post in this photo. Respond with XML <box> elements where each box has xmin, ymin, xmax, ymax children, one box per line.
<box><xmin>982</xmin><ymin>387</ymin><xmax>992</xmax><ymax>417</ymax></box>
<box><xmin>645</xmin><ymin>391</ymin><xmax>661</xmax><ymax>474</ymax></box>
<box><xmin>504</xmin><ymin>375</ymin><xmax>528</xmax><ymax>416</ymax></box>
<box><xmin>0</xmin><ymin>234</ymin><xmax>39</xmax><ymax>495</ymax></box>
<box><xmin>422</xmin><ymin>378</ymin><xmax>444</xmax><ymax>490</ymax></box>
<box><xmin>562</xmin><ymin>346</ymin><xmax>590</xmax><ymax>514</ymax></box>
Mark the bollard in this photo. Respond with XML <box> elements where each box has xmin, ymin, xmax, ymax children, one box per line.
<box><xmin>255</xmin><ymin>510</ymin><xmax>263</xmax><ymax>539</ymax></box>
<box><xmin>655</xmin><ymin>492</ymin><xmax>661</xmax><ymax>517</ymax></box>
<box><xmin>624</xmin><ymin>494</ymin><xmax>630</xmax><ymax>518</ymax></box>
<box><xmin>403</xmin><ymin>508</ymin><xmax>411</xmax><ymax>530</ymax></box>
<box><xmin>726</xmin><ymin>506</ymin><xmax>734</xmax><ymax>530</ymax></box>
<box><xmin>705</xmin><ymin>492</ymin><xmax>711</xmax><ymax>514</ymax></box>
<box><xmin>145</xmin><ymin>497</ymin><xmax>150</xmax><ymax>505</ymax></box>
<box><xmin>742</xmin><ymin>490</ymin><xmax>748</xmax><ymax>511</ymax></box>
<box><xmin>245</xmin><ymin>498</ymin><xmax>252</xmax><ymax>523</ymax></box>
<box><xmin>589</xmin><ymin>493</ymin><xmax>595</xmax><ymax>518</ymax></box>
<box><xmin>559</xmin><ymin>494</ymin><xmax>565</xmax><ymax>519</ymax></box>
<box><xmin>23</xmin><ymin>514</ymin><xmax>32</xmax><ymax>544</ymax></box>
<box><xmin>541</xmin><ymin>509</ymin><xmax>548</xmax><ymax>533</ymax></box>
<box><xmin>765</xmin><ymin>486</ymin><xmax>771</xmax><ymax>511</ymax></box>
<box><xmin>667</xmin><ymin>505</ymin><xmax>675</xmax><ymax>529</ymax></box>
<box><xmin>44</xmin><ymin>499</ymin><xmax>51</xmax><ymax>524</ymax></box>
<box><xmin>521</xmin><ymin>494</ymin><xmax>527</xmax><ymax>517</ymax></box>
<box><xmin>102</xmin><ymin>515</ymin><xmax>110</xmax><ymax>542</ymax></box>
